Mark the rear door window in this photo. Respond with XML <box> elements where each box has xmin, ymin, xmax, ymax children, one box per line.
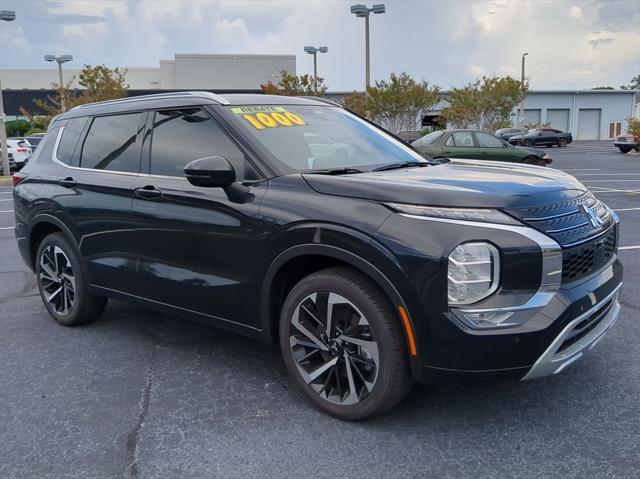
<box><xmin>80</xmin><ymin>113</ymin><xmax>144</xmax><ymax>173</ymax></box>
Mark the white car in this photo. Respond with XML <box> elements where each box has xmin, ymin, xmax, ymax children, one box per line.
<box><xmin>304</xmin><ymin>133</ymin><xmax>355</xmax><ymax>165</ymax></box>
<box><xmin>6</xmin><ymin>139</ymin><xmax>32</xmax><ymax>170</ymax></box>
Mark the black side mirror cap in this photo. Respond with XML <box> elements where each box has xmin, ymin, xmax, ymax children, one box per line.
<box><xmin>184</xmin><ymin>156</ymin><xmax>236</xmax><ymax>188</ymax></box>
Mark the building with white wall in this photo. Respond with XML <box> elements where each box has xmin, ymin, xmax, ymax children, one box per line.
<box><xmin>0</xmin><ymin>53</ymin><xmax>296</xmax><ymax>90</ymax></box>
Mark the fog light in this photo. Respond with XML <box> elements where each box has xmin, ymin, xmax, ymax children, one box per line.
<box><xmin>448</xmin><ymin>242</ymin><xmax>500</xmax><ymax>305</ymax></box>
<box><xmin>453</xmin><ymin>310</ymin><xmax>515</xmax><ymax>328</ymax></box>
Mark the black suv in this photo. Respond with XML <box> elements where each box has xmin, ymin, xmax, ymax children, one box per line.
<box><xmin>13</xmin><ymin>93</ymin><xmax>623</xmax><ymax>420</ymax></box>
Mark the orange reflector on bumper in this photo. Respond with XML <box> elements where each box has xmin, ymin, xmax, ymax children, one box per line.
<box><xmin>398</xmin><ymin>306</ymin><xmax>417</xmax><ymax>356</ymax></box>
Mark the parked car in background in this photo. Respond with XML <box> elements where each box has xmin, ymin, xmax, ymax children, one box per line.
<box><xmin>613</xmin><ymin>133</ymin><xmax>639</xmax><ymax>153</ymax></box>
<box><xmin>15</xmin><ymin>136</ymin><xmax>44</xmax><ymax>152</ymax></box>
<box><xmin>304</xmin><ymin>133</ymin><xmax>355</xmax><ymax>164</ymax></box>
<box><xmin>412</xmin><ymin>129</ymin><xmax>552</xmax><ymax>165</ymax></box>
<box><xmin>397</xmin><ymin>130</ymin><xmax>423</xmax><ymax>144</ymax></box>
<box><xmin>6</xmin><ymin>139</ymin><xmax>32</xmax><ymax>170</ymax></box>
<box><xmin>509</xmin><ymin>128</ymin><xmax>572</xmax><ymax>147</ymax></box>
<box><xmin>494</xmin><ymin>128</ymin><xmax>528</xmax><ymax>141</ymax></box>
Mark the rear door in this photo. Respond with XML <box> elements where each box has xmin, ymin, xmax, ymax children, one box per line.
<box><xmin>441</xmin><ymin>131</ymin><xmax>481</xmax><ymax>159</ymax></box>
<box><xmin>130</xmin><ymin>107</ymin><xmax>267</xmax><ymax>331</ymax></box>
<box><xmin>51</xmin><ymin>112</ymin><xmax>145</xmax><ymax>290</ymax></box>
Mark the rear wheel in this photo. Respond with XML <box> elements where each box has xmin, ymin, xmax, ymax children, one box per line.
<box><xmin>618</xmin><ymin>146</ymin><xmax>632</xmax><ymax>154</ymax></box>
<box><xmin>36</xmin><ymin>233</ymin><xmax>107</xmax><ymax>326</ymax></box>
<box><xmin>558</xmin><ymin>138</ymin><xmax>568</xmax><ymax>147</ymax></box>
<box><xmin>279</xmin><ymin>267</ymin><xmax>411</xmax><ymax>420</ymax></box>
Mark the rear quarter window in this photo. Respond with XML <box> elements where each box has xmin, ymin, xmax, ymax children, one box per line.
<box><xmin>56</xmin><ymin>117</ymin><xmax>88</xmax><ymax>165</ymax></box>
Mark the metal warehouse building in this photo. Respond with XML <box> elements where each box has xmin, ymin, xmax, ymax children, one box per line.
<box><xmin>517</xmin><ymin>90</ymin><xmax>638</xmax><ymax>140</ymax></box>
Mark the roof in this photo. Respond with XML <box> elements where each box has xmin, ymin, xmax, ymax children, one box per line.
<box><xmin>60</xmin><ymin>91</ymin><xmax>333</xmax><ymax>120</ymax></box>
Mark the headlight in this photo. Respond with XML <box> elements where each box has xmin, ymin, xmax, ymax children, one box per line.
<box><xmin>448</xmin><ymin>242</ymin><xmax>500</xmax><ymax>305</ymax></box>
<box><xmin>385</xmin><ymin>203</ymin><xmax>520</xmax><ymax>225</ymax></box>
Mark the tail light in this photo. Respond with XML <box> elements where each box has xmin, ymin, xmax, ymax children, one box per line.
<box><xmin>16</xmin><ymin>148</ymin><xmax>28</xmax><ymax>153</ymax></box>
<box><xmin>13</xmin><ymin>172</ymin><xmax>27</xmax><ymax>186</ymax></box>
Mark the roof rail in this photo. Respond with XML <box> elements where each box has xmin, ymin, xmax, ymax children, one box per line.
<box><xmin>70</xmin><ymin>91</ymin><xmax>230</xmax><ymax>111</ymax></box>
<box><xmin>305</xmin><ymin>96</ymin><xmax>343</xmax><ymax>108</ymax></box>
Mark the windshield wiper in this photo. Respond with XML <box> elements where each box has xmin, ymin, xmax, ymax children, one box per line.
<box><xmin>311</xmin><ymin>167</ymin><xmax>365</xmax><ymax>175</ymax></box>
<box><xmin>371</xmin><ymin>161</ymin><xmax>432</xmax><ymax>172</ymax></box>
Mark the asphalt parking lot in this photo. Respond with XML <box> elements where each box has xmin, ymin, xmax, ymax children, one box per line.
<box><xmin>1</xmin><ymin>141</ymin><xmax>639</xmax><ymax>479</ymax></box>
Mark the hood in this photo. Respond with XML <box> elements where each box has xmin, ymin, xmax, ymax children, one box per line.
<box><xmin>303</xmin><ymin>159</ymin><xmax>586</xmax><ymax>209</ymax></box>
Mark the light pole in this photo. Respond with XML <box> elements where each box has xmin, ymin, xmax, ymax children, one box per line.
<box><xmin>350</xmin><ymin>4</ymin><xmax>385</xmax><ymax>90</ymax></box>
<box><xmin>303</xmin><ymin>46</ymin><xmax>328</xmax><ymax>93</ymax></box>
<box><xmin>0</xmin><ymin>9</ymin><xmax>17</xmax><ymax>177</ymax></box>
<box><xmin>44</xmin><ymin>54</ymin><xmax>73</xmax><ymax>112</ymax></box>
<box><xmin>518</xmin><ymin>52</ymin><xmax>528</xmax><ymax>127</ymax></box>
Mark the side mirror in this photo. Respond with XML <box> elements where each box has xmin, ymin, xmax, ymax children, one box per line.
<box><xmin>184</xmin><ymin>156</ymin><xmax>235</xmax><ymax>188</ymax></box>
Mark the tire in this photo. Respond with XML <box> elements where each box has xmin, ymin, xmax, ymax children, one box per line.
<box><xmin>618</xmin><ymin>147</ymin><xmax>632</xmax><ymax>154</ymax></box>
<box><xmin>35</xmin><ymin>232</ymin><xmax>107</xmax><ymax>326</ymax></box>
<box><xmin>635</xmin><ymin>145</ymin><xmax>640</xmax><ymax>152</ymax></box>
<box><xmin>522</xmin><ymin>139</ymin><xmax>533</xmax><ymax>147</ymax></box>
<box><xmin>558</xmin><ymin>138</ymin><xmax>568</xmax><ymax>147</ymax></box>
<box><xmin>279</xmin><ymin>266</ymin><xmax>411</xmax><ymax>420</ymax></box>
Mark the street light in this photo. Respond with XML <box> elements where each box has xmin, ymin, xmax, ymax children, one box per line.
<box><xmin>44</xmin><ymin>54</ymin><xmax>73</xmax><ymax>112</ymax></box>
<box><xmin>518</xmin><ymin>52</ymin><xmax>528</xmax><ymax>126</ymax></box>
<box><xmin>303</xmin><ymin>46</ymin><xmax>328</xmax><ymax>93</ymax></box>
<box><xmin>0</xmin><ymin>9</ymin><xmax>16</xmax><ymax>177</ymax></box>
<box><xmin>350</xmin><ymin>3</ymin><xmax>385</xmax><ymax>89</ymax></box>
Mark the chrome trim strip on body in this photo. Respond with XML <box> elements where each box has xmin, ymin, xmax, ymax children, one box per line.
<box><xmin>521</xmin><ymin>283</ymin><xmax>622</xmax><ymax>381</ymax></box>
<box><xmin>523</xmin><ymin>208</ymin><xmax>580</xmax><ymax>221</ymax></box>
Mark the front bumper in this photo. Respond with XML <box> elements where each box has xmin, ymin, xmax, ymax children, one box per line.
<box><xmin>522</xmin><ymin>283</ymin><xmax>621</xmax><ymax>380</ymax></box>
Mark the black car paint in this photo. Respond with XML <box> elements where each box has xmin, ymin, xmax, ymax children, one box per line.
<box><xmin>13</xmin><ymin>94</ymin><xmax>622</xmax><ymax>383</ymax></box>
<box><xmin>509</xmin><ymin>129</ymin><xmax>573</xmax><ymax>147</ymax></box>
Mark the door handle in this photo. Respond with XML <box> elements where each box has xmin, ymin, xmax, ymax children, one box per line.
<box><xmin>135</xmin><ymin>185</ymin><xmax>162</xmax><ymax>199</ymax></box>
<box><xmin>59</xmin><ymin>177</ymin><xmax>77</xmax><ymax>188</ymax></box>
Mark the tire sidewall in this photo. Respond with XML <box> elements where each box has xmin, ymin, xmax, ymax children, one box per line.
<box><xmin>279</xmin><ymin>273</ymin><xmax>402</xmax><ymax>419</ymax></box>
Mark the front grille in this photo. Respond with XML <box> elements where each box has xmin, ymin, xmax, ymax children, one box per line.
<box><xmin>562</xmin><ymin>227</ymin><xmax>616</xmax><ymax>282</ymax></box>
<box><xmin>508</xmin><ymin>192</ymin><xmax>614</xmax><ymax>247</ymax></box>
<box><xmin>506</xmin><ymin>192</ymin><xmax>618</xmax><ymax>284</ymax></box>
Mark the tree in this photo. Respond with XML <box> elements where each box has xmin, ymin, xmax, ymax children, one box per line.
<box><xmin>34</xmin><ymin>64</ymin><xmax>129</xmax><ymax>117</ymax></box>
<box><xmin>621</xmin><ymin>74</ymin><xmax>640</xmax><ymax>90</ymax></box>
<box><xmin>627</xmin><ymin>117</ymin><xmax>640</xmax><ymax>138</ymax></box>
<box><xmin>260</xmin><ymin>71</ymin><xmax>327</xmax><ymax>96</ymax></box>
<box><xmin>441</xmin><ymin>76</ymin><xmax>528</xmax><ymax>132</ymax></box>
<box><xmin>592</xmin><ymin>86</ymin><xmax>615</xmax><ymax>90</ymax></box>
<box><xmin>343</xmin><ymin>72</ymin><xmax>440</xmax><ymax>134</ymax></box>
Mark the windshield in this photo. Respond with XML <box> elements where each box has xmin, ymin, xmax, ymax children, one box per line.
<box><xmin>226</xmin><ymin>105</ymin><xmax>428</xmax><ymax>172</ymax></box>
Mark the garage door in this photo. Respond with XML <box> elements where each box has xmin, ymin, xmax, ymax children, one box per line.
<box><xmin>524</xmin><ymin>109</ymin><xmax>541</xmax><ymax>126</ymax></box>
<box><xmin>547</xmin><ymin>109</ymin><xmax>570</xmax><ymax>131</ymax></box>
<box><xmin>577</xmin><ymin>109</ymin><xmax>601</xmax><ymax>140</ymax></box>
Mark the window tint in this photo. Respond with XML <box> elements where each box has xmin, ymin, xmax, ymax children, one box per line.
<box><xmin>413</xmin><ymin>130</ymin><xmax>444</xmax><ymax>146</ymax></box>
<box><xmin>451</xmin><ymin>131</ymin><xmax>474</xmax><ymax>147</ymax></box>
<box><xmin>57</xmin><ymin>117</ymin><xmax>88</xmax><ymax>165</ymax></box>
<box><xmin>444</xmin><ymin>135</ymin><xmax>455</xmax><ymax>147</ymax></box>
<box><xmin>150</xmin><ymin>109</ymin><xmax>248</xmax><ymax>179</ymax></box>
<box><xmin>80</xmin><ymin>113</ymin><xmax>143</xmax><ymax>172</ymax></box>
<box><xmin>27</xmin><ymin>128</ymin><xmax>59</xmax><ymax>165</ymax></box>
<box><xmin>475</xmin><ymin>132</ymin><xmax>503</xmax><ymax>148</ymax></box>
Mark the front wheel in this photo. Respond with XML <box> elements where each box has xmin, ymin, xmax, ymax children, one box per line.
<box><xmin>279</xmin><ymin>267</ymin><xmax>411</xmax><ymax>420</ymax></box>
<box><xmin>618</xmin><ymin>147</ymin><xmax>632</xmax><ymax>154</ymax></box>
<box><xmin>522</xmin><ymin>139</ymin><xmax>533</xmax><ymax>147</ymax></box>
<box><xmin>558</xmin><ymin>138</ymin><xmax>568</xmax><ymax>147</ymax></box>
<box><xmin>36</xmin><ymin>232</ymin><xmax>107</xmax><ymax>326</ymax></box>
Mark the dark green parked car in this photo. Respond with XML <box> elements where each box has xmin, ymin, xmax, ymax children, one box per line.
<box><xmin>413</xmin><ymin>129</ymin><xmax>552</xmax><ymax>166</ymax></box>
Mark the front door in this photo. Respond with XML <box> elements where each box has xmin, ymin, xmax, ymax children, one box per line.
<box><xmin>131</xmin><ymin>107</ymin><xmax>267</xmax><ymax>331</ymax></box>
<box><xmin>473</xmin><ymin>131</ymin><xmax>510</xmax><ymax>161</ymax></box>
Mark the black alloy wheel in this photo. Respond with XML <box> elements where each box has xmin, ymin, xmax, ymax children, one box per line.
<box><xmin>558</xmin><ymin>138</ymin><xmax>568</xmax><ymax>147</ymax></box>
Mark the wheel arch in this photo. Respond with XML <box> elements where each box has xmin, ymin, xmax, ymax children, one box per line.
<box><xmin>27</xmin><ymin>214</ymin><xmax>78</xmax><ymax>270</ymax></box>
<box><xmin>260</xmin><ymin>244</ymin><xmax>422</xmax><ymax>379</ymax></box>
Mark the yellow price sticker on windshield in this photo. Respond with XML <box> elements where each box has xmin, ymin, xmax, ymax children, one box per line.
<box><xmin>232</xmin><ymin>106</ymin><xmax>306</xmax><ymax>130</ymax></box>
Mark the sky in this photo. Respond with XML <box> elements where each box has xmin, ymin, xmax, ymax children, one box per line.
<box><xmin>0</xmin><ymin>0</ymin><xmax>638</xmax><ymax>91</ymax></box>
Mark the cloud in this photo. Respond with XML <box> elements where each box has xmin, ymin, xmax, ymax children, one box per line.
<box><xmin>470</xmin><ymin>65</ymin><xmax>487</xmax><ymax>77</ymax></box>
<box><xmin>569</xmin><ymin>6</ymin><xmax>583</xmax><ymax>19</ymax></box>
<box><xmin>588</xmin><ymin>37</ymin><xmax>615</xmax><ymax>48</ymax></box>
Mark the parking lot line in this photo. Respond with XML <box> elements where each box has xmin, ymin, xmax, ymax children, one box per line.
<box><xmin>574</xmin><ymin>173</ymin><xmax>640</xmax><ymax>176</ymax></box>
<box><xmin>619</xmin><ymin>245</ymin><xmax>640</xmax><ymax>250</ymax></box>
<box><xmin>560</xmin><ymin>168</ymin><xmax>601</xmax><ymax>171</ymax></box>
<box><xmin>0</xmin><ymin>226</ymin><xmax>15</xmax><ymax>230</ymax></box>
<box><xmin>614</xmin><ymin>207</ymin><xmax>640</xmax><ymax>212</ymax></box>
<box><xmin>0</xmin><ymin>198</ymin><xmax>14</xmax><ymax>202</ymax></box>
<box><xmin>0</xmin><ymin>210</ymin><xmax>14</xmax><ymax>213</ymax></box>
<box><xmin>581</xmin><ymin>179</ymin><xmax>640</xmax><ymax>183</ymax></box>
